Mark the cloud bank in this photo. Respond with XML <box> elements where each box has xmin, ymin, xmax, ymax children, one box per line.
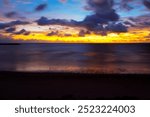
<box><xmin>0</xmin><ymin>20</ymin><xmax>30</xmax><ymax>29</ymax></box>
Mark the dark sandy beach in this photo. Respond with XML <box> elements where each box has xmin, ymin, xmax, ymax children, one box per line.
<box><xmin>0</xmin><ymin>72</ymin><xmax>150</xmax><ymax>100</ymax></box>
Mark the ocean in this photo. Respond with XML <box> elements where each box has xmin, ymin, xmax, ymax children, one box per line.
<box><xmin>0</xmin><ymin>43</ymin><xmax>150</xmax><ymax>74</ymax></box>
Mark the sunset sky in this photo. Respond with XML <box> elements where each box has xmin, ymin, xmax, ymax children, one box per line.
<box><xmin>0</xmin><ymin>0</ymin><xmax>150</xmax><ymax>43</ymax></box>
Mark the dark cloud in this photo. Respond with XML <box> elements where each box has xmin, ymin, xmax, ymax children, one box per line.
<box><xmin>0</xmin><ymin>23</ymin><xmax>9</xmax><ymax>29</ymax></box>
<box><xmin>86</xmin><ymin>0</ymin><xmax>114</xmax><ymax>14</ymax></box>
<box><xmin>120</xmin><ymin>0</ymin><xmax>150</xmax><ymax>11</ymax></box>
<box><xmin>16</xmin><ymin>29</ymin><xmax>26</xmax><ymax>34</ymax></box>
<box><xmin>143</xmin><ymin>0</ymin><xmax>150</xmax><ymax>9</ymax></box>
<box><xmin>24</xmin><ymin>31</ymin><xmax>30</xmax><ymax>35</ymax></box>
<box><xmin>35</xmin><ymin>16</ymin><xmax>127</xmax><ymax>33</ymax></box>
<box><xmin>4</xmin><ymin>11</ymin><xmax>26</xmax><ymax>19</ymax></box>
<box><xmin>82</xmin><ymin>0</ymin><xmax>119</xmax><ymax>30</ymax></box>
<box><xmin>123</xmin><ymin>21</ymin><xmax>135</xmax><ymax>27</ymax></box>
<box><xmin>106</xmin><ymin>23</ymin><xmax>128</xmax><ymax>32</ymax></box>
<box><xmin>35</xmin><ymin>16</ymin><xmax>78</xmax><ymax>26</ymax></box>
<box><xmin>4</xmin><ymin>11</ymin><xmax>18</xmax><ymax>18</ymax></box>
<box><xmin>47</xmin><ymin>31</ymin><xmax>58</xmax><ymax>36</ymax></box>
<box><xmin>5</xmin><ymin>27</ymin><xmax>16</xmax><ymax>33</ymax></box>
<box><xmin>0</xmin><ymin>20</ymin><xmax>30</xmax><ymax>29</ymax></box>
<box><xmin>82</xmin><ymin>11</ymin><xmax>119</xmax><ymax>30</ymax></box>
<box><xmin>78</xmin><ymin>30</ymin><xmax>86</xmax><ymax>37</ymax></box>
<box><xmin>35</xmin><ymin>1</ymin><xmax>129</xmax><ymax>33</ymax></box>
<box><xmin>15</xmin><ymin>29</ymin><xmax>30</xmax><ymax>35</ymax></box>
<box><xmin>35</xmin><ymin>3</ymin><xmax>47</xmax><ymax>11</ymax></box>
<box><xmin>129</xmin><ymin>15</ymin><xmax>150</xmax><ymax>27</ymax></box>
<box><xmin>10</xmin><ymin>20</ymin><xmax>29</xmax><ymax>25</ymax></box>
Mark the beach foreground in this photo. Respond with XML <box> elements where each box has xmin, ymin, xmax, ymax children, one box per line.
<box><xmin>0</xmin><ymin>72</ymin><xmax>150</xmax><ymax>100</ymax></box>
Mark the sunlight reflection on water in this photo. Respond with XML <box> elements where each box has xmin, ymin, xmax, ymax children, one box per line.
<box><xmin>0</xmin><ymin>43</ymin><xmax>150</xmax><ymax>74</ymax></box>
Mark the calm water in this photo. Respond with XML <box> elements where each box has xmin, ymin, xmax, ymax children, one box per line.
<box><xmin>0</xmin><ymin>43</ymin><xmax>150</xmax><ymax>74</ymax></box>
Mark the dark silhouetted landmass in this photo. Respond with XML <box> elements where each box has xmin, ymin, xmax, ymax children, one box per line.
<box><xmin>0</xmin><ymin>43</ymin><xmax>21</xmax><ymax>45</ymax></box>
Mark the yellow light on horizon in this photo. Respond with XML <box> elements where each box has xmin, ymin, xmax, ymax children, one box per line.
<box><xmin>1</xmin><ymin>27</ymin><xmax>150</xmax><ymax>43</ymax></box>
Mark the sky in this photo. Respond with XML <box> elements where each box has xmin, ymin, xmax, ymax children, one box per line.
<box><xmin>0</xmin><ymin>0</ymin><xmax>89</xmax><ymax>21</ymax></box>
<box><xmin>0</xmin><ymin>0</ymin><xmax>150</xmax><ymax>43</ymax></box>
<box><xmin>0</xmin><ymin>0</ymin><xmax>149</xmax><ymax>21</ymax></box>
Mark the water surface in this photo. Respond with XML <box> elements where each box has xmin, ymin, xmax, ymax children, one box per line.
<box><xmin>0</xmin><ymin>43</ymin><xmax>150</xmax><ymax>74</ymax></box>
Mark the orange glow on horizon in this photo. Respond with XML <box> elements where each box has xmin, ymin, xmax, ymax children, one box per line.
<box><xmin>1</xmin><ymin>27</ymin><xmax>150</xmax><ymax>43</ymax></box>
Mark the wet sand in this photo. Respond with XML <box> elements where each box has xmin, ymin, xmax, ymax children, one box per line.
<box><xmin>0</xmin><ymin>72</ymin><xmax>150</xmax><ymax>100</ymax></box>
